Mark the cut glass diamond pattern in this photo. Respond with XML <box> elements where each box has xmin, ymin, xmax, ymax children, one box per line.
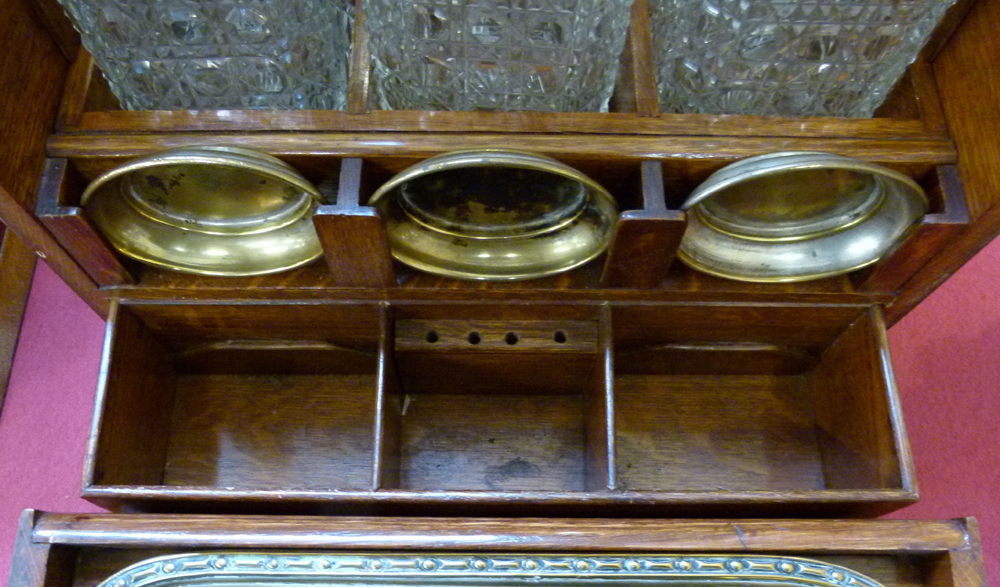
<box><xmin>649</xmin><ymin>0</ymin><xmax>956</xmax><ymax>117</ymax></box>
<box><xmin>57</xmin><ymin>0</ymin><xmax>353</xmax><ymax>110</ymax></box>
<box><xmin>367</xmin><ymin>0</ymin><xmax>632</xmax><ymax>112</ymax></box>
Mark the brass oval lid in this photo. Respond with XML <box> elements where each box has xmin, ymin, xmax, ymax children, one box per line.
<box><xmin>397</xmin><ymin>165</ymin><xmax>589</xmax><ymax>239</ymax></box>
<box><xmin>121</xmin><ymin>163</ymin><xmax>314</xmax><ymax>235</ymax></box>
<box><xmin>678</xmin><ymin>152</ymin><xmax>929</xmax><ymax>282</ymax></box>
<box><xmin>80</xmin><ymin>146</ymin><xmax>324</xmax><ymax>276</ymax></box>
<box><xmin>696</xmin><ymin>166</ymin><xmax>884</xmax><ymax>241</ymax></box>
<box><xmin>369</xmin><ymin>150</ymin><xmax>618</xmax><ymax>280</ymax></box>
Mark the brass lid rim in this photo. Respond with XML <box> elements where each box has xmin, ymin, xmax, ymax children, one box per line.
<box><xmin>692</xmin><ymin>181</ymin><xmax>888</xmax><ymax>243</ymax></box>
<box><xmin>681</xmin><ymin>151</ymin><xmax>927</xmax><ymax>213</ymax></box>
<box><xmin>677</xmin><ymin>174</ymin><xmax>926</xmax><ymax>282</ymax></box>
<box><xmin>81</xmin><ymin>150</ymin><xmax>321</xmax><ymax>211</ymax></box>
<box><xmin>368</xmin><ymin>149</ymin><xmax>616</xmax><ymax>210</ymax></box>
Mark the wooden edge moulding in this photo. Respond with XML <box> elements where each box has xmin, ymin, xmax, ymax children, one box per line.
<box><xmin>7</xmin><ymin>511</ymin><xmax>987</xmax><ymax>587</ymax></box>
<box><xmin>77</xmin><ymin>296</ymin><xmax>916</xmax><ymax>516</ymax></box>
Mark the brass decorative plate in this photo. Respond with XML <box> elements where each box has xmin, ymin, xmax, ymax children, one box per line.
<box><xmin>369</xmin><ymin>150</ymin><xmax>618</xmax><ymax>280</ymax></box>
<box><xmin>678</xmin><ymin>152</ymin><xmax>928</xmax><ymax>282</ymax></box>
<box><xmin>94</xmin><ymin>552</ymin><xmax>888</xmax><ymax>587</ymax></box>
<box><xmin>81</xmin><ymin>146</ymin><xmax>324</xmax><ymax>276</ymax></box>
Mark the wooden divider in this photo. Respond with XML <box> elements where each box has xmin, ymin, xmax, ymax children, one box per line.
<box><xmin>853</xmin><ymin>165</ymin><xmax>971</xmax><ymax>292</ymax></box>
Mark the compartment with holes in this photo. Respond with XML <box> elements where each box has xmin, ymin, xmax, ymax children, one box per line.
<box><xmin>375</xmin><ymin>304</ymin><xmax>613</xmax><ymax>493</ymax></box>
<box><xmin>84</xmin><ymin>298</ymin><xmax>912</xmax><ymax>515</ymax></box>
<box><xmin>83</xmin><ymin>301</ymin><xmax>384</xmax><ymax>504</ymax></box>
<box><xmin>612</xmin><ymin>304</ymin><xmax>915</xmax><ymax>513</ymax></box>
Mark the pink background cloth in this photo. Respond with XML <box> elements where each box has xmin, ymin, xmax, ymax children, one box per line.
<box><xmin>1</xmin><ymin>248</ymin><xmax>998</xmax><ymax>586</ymax></box>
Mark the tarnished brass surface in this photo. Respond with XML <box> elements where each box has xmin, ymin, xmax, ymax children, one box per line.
<box><xmin>679</xmin><ymin>152</ymin><xmax>928</xmax><ymax>282</ymax></box>
<box><xmin>369</xmin><ymin>150</ymin><xmax>618</xmax><ymax>280</ymax></box>
<box><xmin>94</xmin><ymin>552</ymin><xmax>889</xmax><ymax>587</ymax></box>
<box><xmin>82</xmin><ymin>146</ymin><xmax>323</xmax><ymax>276</ymax></box>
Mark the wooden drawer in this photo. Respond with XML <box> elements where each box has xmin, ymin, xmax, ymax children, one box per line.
<box><xmin>81</xmin><ymin>298</ymin><xmax>914</xmax><ymax>516</ymax></box>
<box><xmin>8</xmin><ymin>512</ymin><xmax>986</xmax><ymax>587</ymax></box>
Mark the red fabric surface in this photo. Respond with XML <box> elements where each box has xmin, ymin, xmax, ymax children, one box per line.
<box><xmin>1</xmin><ymin>251</ymin><xmax>998</xmax><ymax>585</ymax></box>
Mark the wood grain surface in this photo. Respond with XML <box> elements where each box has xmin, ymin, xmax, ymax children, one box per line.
<box><xmin>26</xmin><ymin>513</ymin><xmax>977</xmax><ymax>552</ymax></box>
<box><xmin>0</xmin><ymin>231</ymin><xmax>35</xmax><ymax>412</ymax></box>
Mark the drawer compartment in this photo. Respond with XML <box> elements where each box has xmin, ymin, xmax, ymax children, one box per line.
<box><xmin>82</xmin><ymin>300</ymin><xmax>913</xmax><ymax>516</ymax></box>
<box><xmin>613</xmin><ymin>306</ymin><xmax>905</xmax><ymax>494</ymax></box>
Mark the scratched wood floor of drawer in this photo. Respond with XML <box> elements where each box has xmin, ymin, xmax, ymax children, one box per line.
<box><xmin>162</xmin><ymin>374</ymin><xmax>376</xmax><ymax>490</ymax></box>
<box><xmin>615</xmin><ymin>374</ymin><xmax>825</xmax><ymax>491</ymax></box>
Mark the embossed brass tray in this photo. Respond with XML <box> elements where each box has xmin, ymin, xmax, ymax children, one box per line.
<box><xmin>369</xmin><ymin>150</ymin><xmax>619</xmax><ymax>280</ymax></box>
<box><xmin>94</xmin><ymin>552</ymin><xmax>887</xmax><ymax>587</ymax></box>
<box><xmin>678</xmin><ymin>152</ymin><xmax>928</xmax><ymax>282</ymax></box>
<box><xmin>81</xmin><ymin>146</ymin><xmax>324</xmax><ymax>276</ymax></box>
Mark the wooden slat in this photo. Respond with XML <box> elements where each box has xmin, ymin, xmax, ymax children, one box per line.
<box><xmin>584</xmin><ymin>305</ymin><xmax>615</xmax><ymax>491</ymax></box>
<box><xmin>35</xmin><ymin>158</ymin><xmax>133</xmax><ymax>285</ymax></box>
<box><xmin>313</xmin><ymin>158</ymin><xmax>396</xmax><ymax>288</ymax></box>
<box><xmin>0</xmin><ymin>231</ymin><xmax>35</xmax><ymax>415</ymax></box>
<box><xmin>601</xmin><ymin>161</ymin><xmax>685</xmax><ymax>288</ymax></box>
<box><xmin>58</xmin><ymin>109</ymin><xmax>954</xmax><ymax>140</ymax></box>
<box><xmin>30</xmin><ymin>514</ymin><xmax>973</xmax><ymax>552</ymax></box>
<box><xmin>48</xmin><ymin>133</ymin><xmax>957</xmax><ymax>169</ymax></box>
<box><xmin>854</xmin><ymin>166</ymin><xmax>970</xmax><ymax>293</ymax></box>
<box><xmin>614</xmin><ymin>0</ymin><xmax>659</xmax><ymax>116</ymax></box>
<box><xmin>346</xmin><ymin>0</ymin><xmax>372</xmax><ymax>114</ymax></box>
<box><xmin>0</xmin><ymin>183</ymin><xmax>107</xmax><ymax>317</ymax></box>
<box><xmin>810</xmin><ymin>309</ymin><xmax>915</xmax><ymax>492</ymax></box>
<box><xmin>373</xmin><ymin>303</ymin><xmax>402</xmax><ymax>490</ymax></box>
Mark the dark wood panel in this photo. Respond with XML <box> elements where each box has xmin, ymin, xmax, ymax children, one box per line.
<box><xmin>584</xmin><ymin>305</ymin><xmax>615</xmax><ymax>491</ymax></box>
<box><xmin>613</xmin><ymin>304</ymin><xmax>868</xmax><ymax>351</ymax></box>
<box><xmin>601</xmin><ymin>161</ymin><xmax>685</xmax><ymax>288</ymax></box>
<box><xmin>314</xmin><ymin>158</ymin><xmax>396</xmax><ymax>287</ymax></box>
<box><xmin>373</xmin><ymin>304</ymin><xmax>402</xmax><ymax>490</ymax></box>
<box><xmin>395</xmin><ymin>319</ymin><xmax>599</xmax><ymax>396</ymax></box>
<box><xmin>128</xmin><ymin>302</ymin><xmax>382</xmax><ymax>351</ymax></box>
<box><xmin>0</xmin><ymin>0</ymin><xmax>67</xmax><ymax>209</ymax></box>
<box><xmin>85</xmin><ymin>305</ymin><xmax>176</xmax><ymax>487</ymax></box>
<box><xmin>163</xmin><ymin>374</ymin><xmax>376</xmax><ymax>491</ymax></box>
<box><xmin>35</xmin><ymin>158</ymin><xmax>133</xmax><ymax>285</ymax></box>
<box><xmin>616</xmin><ymin>344</ymin><xmax>817</xmax><ymax>376</ymax></box>
<box><xmin>172</xmin><ymin>341</ymin><xmax>376</xmax><ymax>375</ymax></box>
<box><xmin>615</xmin><ymin>374</ymin><xmax>824</xmax><ymax>492</ymax></box>
<box><xmin>810</xmin><ymin>309</ymin><xmax>913</xmax><ymax>491</ymax></box>
<box><xmin>854</xmin><ymin>166</ymin><xmax>970</xmax><ymax>293</ymax></box>
<box><xmin>0</xmin><ymin>231</ymin><xmax>35</xmax><ymax>413</ymax></box>
<box><xmin>890</xmin><ymin>0</ymin><xmax>1000</xmax><ymax>323</ymax></box>
<box><xmin>398</xmin><ymin>394</ymin><xmax>586</xmax><ymax>492</ymax></box>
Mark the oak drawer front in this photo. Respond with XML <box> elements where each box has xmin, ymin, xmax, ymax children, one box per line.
<box><xmin>8</xmin><ymin>513</ymin><xmax>985</xmax><ymax>587</ymax></box>
<box><xmin>82</xmin><ymin>299</ymin><xmax>913</xmax><ymax>516</ymax></box>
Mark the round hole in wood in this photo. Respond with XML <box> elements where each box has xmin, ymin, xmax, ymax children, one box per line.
<box><xmin>505</xmin><ymin>332</ymin><xmax>519</xmax><ymax>345</ymax></box>
<box><xmin>425</xmin><ymin>330</ymin><xmax>439</xmax><ymax>343</ymax></box>
<box><xmin>554</xmin><ymin>330</ymin><xmax>567</xmax><ymax>343</ymax></box>
<box><xmin>468</xmin><ymin>332</ymin><xmax>482</xmax><ymax>345</ymax></box>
